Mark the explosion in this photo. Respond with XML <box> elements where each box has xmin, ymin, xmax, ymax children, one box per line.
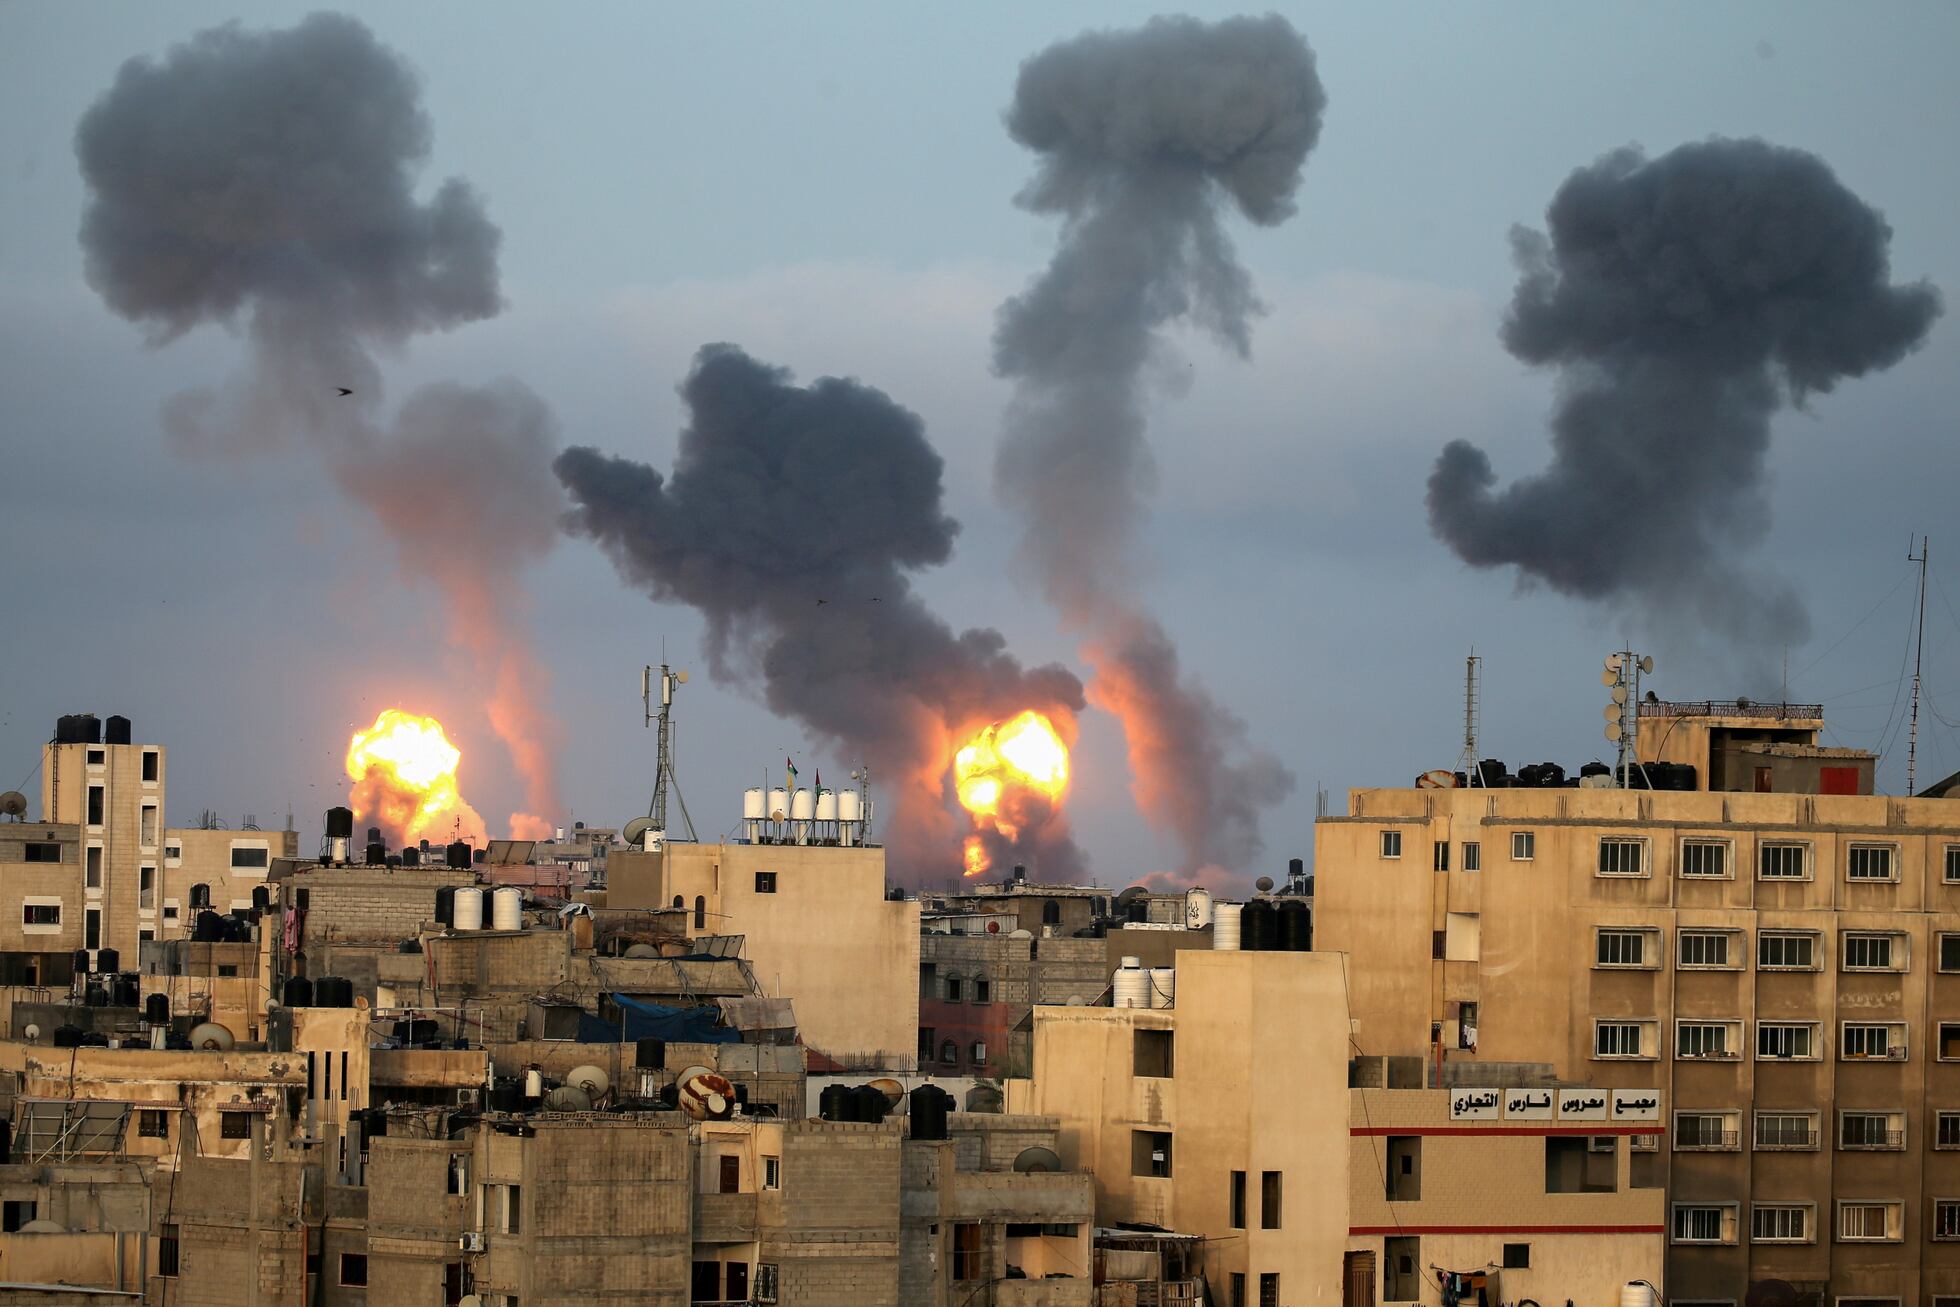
<box><xmin>954</xmin><ymin>710</ymin><xmax>1071</xmax><ymax>876</ymax></box>
<box><xmin>346</xmin><ymin>709</ymin><xmax>486</xmax><ymax>848</ymax></box>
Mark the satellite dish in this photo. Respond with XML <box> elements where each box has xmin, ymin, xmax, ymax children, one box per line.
<box><xmin>1610</xmin><ymin>686</ymin><xmax>1628</xmax><ymax>705</ymax></box>
<box><xmin>567</xmin><ymin>1065</ymin><xmax>611</xmax><ymax>1097</ymax></box>
<box><xmin>1600</xmin><ymin>668</ymin><xmax>1619</xmax><ymax>687</ymax></box>
<box><xmin>543</xmin><ymin>1085</ymin><xmax>591</xmax><ymax>1112</ymax></box>
<box><xmin>1604</xmin><ymin>704</ymin><xmax>1624</xmax><ymax>721</ymax></box>
<box><xmin>354</xmin><ymin>995</ymin><xmax>369</xmax><ymax>1010</ymax></box>
<box><xmin>1605</xmin><ymin>722</ymin><xmax>1623</xmax><ymax>742</ymax></box>
<box><xmin>189</xmin><ymin>1022</ymin><xmax>235</xmax><ymax>1050</ymax></box>
<box><xmin>0</xmin><ymin>791</ymin><xmax>25</xmax><ymax>819</ymax></box>
<box><xmin>1254</xmin><ymin>876</ymin><xmax>1275</xmax><ymax>893</ymax></box>
<box><xmin>676</xmin><ymin>1066</ymin><xmax>735</xmax><ymax>1120</ymax></box>
<box><xmin>674</xmin><ymin>670</ymin><xmax>689</xmax><ymax>684</ymax></box>
<box><xmin>1115</xmin><ymin>886</ymin><xmax>1146</xmax><ymax>905</ymax></box>
<box><xmin>18</xmin><ymin>1219</ymin><xmax>66</xmax><ymax>1234</ymax></box>
<box><xmin>22</xmin><ymin>1024</ymin><xmax>39</xmax><ymax>1042</ymax></box>
<box><xmin>1012</xmin><ymin>1146</ymin><xmax>1062</xmax><ymax>1174</ymax></box>
<box><xmin>1639</xmin><ymin>656</ymin><xmax>1654</xmax><ymax>674</ymax></box>
<box><xmin>1008</xmin><ymin>928</ymin><xmax>1032</xmax><ymax>939</ymax></box>
<box><xmin>622</xmin><ymin>817</ymin><xmax>656</xmax><ymax>847</ymax></box>
<box><xmin>985</xmin><ymin>919</ymin><xmax>1000</xmax><ymax>934</ymax></box>
<box><xmin>1735</xmin><ymin>695</ymin><xmax>1753</xmax><ymax>710</ymax></box>
<box><xmin>868</xmin><ymin>1078</ymin><xmax>905</xmax><ymax>1109</ymax></box>
<box><xmin>1604</xmin><ymin>654</ymin><xmax>1623</xmax><ymax>673</ymax></box>
<box><xmin>1416</xmin><ymin>769</ymin><xmax>1456</xmax><ymax>789</ymax></box>
<box><xmin>623</xmin><ymin>943</ymin><xmax>658</xmax><ymax>959</ymax></box>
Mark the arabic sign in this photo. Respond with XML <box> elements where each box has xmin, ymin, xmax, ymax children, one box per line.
<box><xmin>1503</xmin><ymin>1089</ymin><xmax>1554</xmax><ymax>1121</ymax></box>
<box><xmin>1555</xmin><ymin>1091</ymin><xmax>1610</xmax><ymax>1122</ymax></box>
<box><xmin>1611</xmin><ymin>1089</ymin><xmax>1661</xmax><ymax>1122</ymax></box>
<box><xmin>1448</xmin><ymin>1088</ymin><xmax>1501</xmax><ymax>1120</ymax></box>
<box><xmin>1445</xmin><ymin>1086</ymin><xmax>1663</xmax><ymax>1123</ymax></box>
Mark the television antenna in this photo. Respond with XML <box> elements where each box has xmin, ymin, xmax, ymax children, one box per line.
<box><xmin>642</xmin><ymin>662</ymin><xmax>697</xmax><ymax>841</ymax></box>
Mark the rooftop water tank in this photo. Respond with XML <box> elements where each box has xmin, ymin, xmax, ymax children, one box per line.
<box><xmin>767</xmin><ymin>788</ymin><xmax>789</xmax><ymax>821</ymax></box>
<box><xmin>282</xmin><ymin>976</ymin><xmax>314</xmax><ymax>1008</ymax></box>
<box><xmin>909</xmin><ymin>1084</ymin><xmax>954</xmax><ymax>1140</ymax></box>
<box><xmin>96</xmin><ymin>948</ymin><xmax>120</xmax><ymax>975</ymax></box>
<box><xmin>742</xmin><ymin>788</ymin><xmax>766</xmax><ymax>821</ymax></box>
<box><xmin>837</xmin><ymin>790</ymin><xmax>862</xmax><ymax>823</ymax></box>
<box><xmin>1212</xmin><ymin>902</ymin><xmax>1242</xmax><ymax>951</ymax></box>
<box><xmin>1277</xmin><ymin>899</ymin><xmax>1311</xmax><ymax>952</ymax></box>
<box><xmin>814</xmin><ymin>788</ymin><xmax>838</xmax><ymax>822</ymax></box>
<box><xmin>445</xmin><ymin>841</ymin><xmax>471</xmax><ymax>869</ymax></box>
<box><xmin>491</xmin><ymin>887</ymin><xmax>523</xmax><ymax>932</ymax></box>
<box><xmin>325</xmin><ymin>808</ymin><xmax>354</xmax><ymax>840</ymax></box>
<box><xmin>453</xmin><ymin>888</ymin><xmax>484</xmax><ymax>932</ymax></box>
<box><xmin>1113</xmin><ymin>960</ymin><xmax>1150</xmax><ymax>1009</ymax></box>
<box><xmin>105</xmin><ymin>715</ymin><xmax>132</xmax><ymax>745</ymax></box>
<box><xmin>1148</xmin><ymin>966</ymin><xmax>1176</xmax><ymax>1009</ymax></box>
<box><xmin>790</xmin><ymin>788</ymin><xmax>814</xmax><ymax>822</ymax></box>
<box><xmin>1184</xmin><ymin>887</ymin><xmax>1213</xmax><ymax>929</ymax></box>
<box><xmin>1241</xmin><ymin>899</ymin><xmax>1277</xmax><ymax>952</ymax></box>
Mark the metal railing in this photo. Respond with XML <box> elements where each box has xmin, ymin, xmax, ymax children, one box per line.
<box><xmin>1675</xmin><ymin>1130</ymin><xmax>1740</xmax><ymax>1150</ymax></box>
<box><xmin>1638</xmin><ymin>699</ymin><xmax>1821</xmax><ymax>720</ymax></box>
<box><xmin>1839</xmin><ymin>1130</ymin><xmax>1905</xmax><ymax>1150</ymax></box>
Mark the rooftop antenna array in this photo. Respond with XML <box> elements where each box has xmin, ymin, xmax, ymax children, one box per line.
<box><xmin>1907</xmin><ymin>535</ymin><xmax>1929</xmax><ymax>797</ymax></box>
<box><xmin>1457</xmin><ymin>651</ymin><xmax>1482</xmax><ymax>786</ymax></box>
<box><xmin>640</xmin><ymin>661</ymin><xmax>697</xmax><ymax>843</ymax></box>
<box><xmin>1603</xmin><ymin>650</ymin><xmax>1654</xmax><ymax>789</ymax></box>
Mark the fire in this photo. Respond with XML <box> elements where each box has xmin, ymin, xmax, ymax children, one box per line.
<box><xmin>346</xmin><ymin>709</ymin><xmax>486</xmax><ymax>848</ymax></box>
<box><xmin>953</xmin><ymin>710</ymin><xmax>1070</xmax><ymax>875</ymax></box>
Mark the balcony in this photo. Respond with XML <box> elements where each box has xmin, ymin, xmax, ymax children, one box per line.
<box><xmin>1839</xmin><ymin>1131</ymin><xmax>1904</xmax><ymax>1151</ymax></box>
<box><xmin>693</xmin><ymin>1191</ymin><xmax>758</xmax><ymax>1243</ymax></box>
<box><xmin>1674</xmin><ymin>1131</ymin><xmax>1740</xmax><ymax>1151</ymax></box>
<box><xmin>1753</xmin><ymin>1132</ymin><xmax>1818</xmax><ymax>1152</ymax></box>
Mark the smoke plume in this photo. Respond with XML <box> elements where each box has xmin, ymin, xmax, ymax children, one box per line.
<box><xmin>557</xmin><ymin>345</ymin><xmax>1087</xmax><ymax>877</ymax></box>
<box><xmin>1429</xmin><ymin>138</ymin><xmax>1942</xmax><ymax>644</ymax></box>
<box><xmin>994</xmin><ymin>15</ymin><xmax>1321</xmax><ymax>874</ymax></box>
<box><xmin>76</xmin><ymin>12</ymin><xmax>563</xmax><ymax>836</ymax></box>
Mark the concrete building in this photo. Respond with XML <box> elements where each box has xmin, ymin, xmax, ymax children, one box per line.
<box><xmin>1315</xmin><ymin>698</ymin><xmax>1960</xmax><ymax>1305</ymax></box>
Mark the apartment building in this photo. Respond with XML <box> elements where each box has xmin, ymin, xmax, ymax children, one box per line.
<box><xmin>1316</xmin><ymin>700</ymin><xmax>1960</xmax><ymax>1305</ymax></box>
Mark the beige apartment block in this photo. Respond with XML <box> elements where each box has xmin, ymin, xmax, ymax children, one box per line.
<box><xmin>1009</xmin><ymin>949</ymin><xmax>1353</xmax><ymax>1305</ymax></box>
<box><xmin>1316</xmin><ymin>701</ymin><xmax>1960</xmax><ymax>1304</ymax></box>
<box><xmin>161</xmin><ymin>825</ymin><xmax>298</xmax><ymax>930</ymax></box>
<box><xmin>609</xmin><ymin>840</ymin><xmax>920</xmax><ymax>1070</ymax></box>
<box><xmin>41</xmin><ymin>730</ymin><xmax>165</xmax><ymax>962</ymax></box>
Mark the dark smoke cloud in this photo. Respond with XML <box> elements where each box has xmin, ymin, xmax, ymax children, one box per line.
<box><xmin>557</xmin><ymin>345</ymin><xmax>1087</xmax><ymax>878</ymax></box>
<box><xmin>994</xmin><ymin>14</ymin><xmax>1322</xmax><ymax>874</ymax></box>
<box><xmin>76</xmin><ymin>13</ymin><xmax>563</xmax><ymax>837</ymax></box>
<box><xmin>1430</xmin><ymin>138</ymin><xmax>1942</xmax><ymax>644</ymax></box>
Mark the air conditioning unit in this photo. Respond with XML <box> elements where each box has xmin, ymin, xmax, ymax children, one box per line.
<box><xmin>458</xmin><ymin>1232</ymin><xmax>485</xmax><ymax>1253</ymax></box>
<box><xmin>455</xmin><ymin>1087</ymin><xmax>479</xmax><ymax>1107</ymax></box>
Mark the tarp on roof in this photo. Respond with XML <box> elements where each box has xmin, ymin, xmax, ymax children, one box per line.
<box><xmin>715</xmin><ymin>996</ymin><xmax>795</xmax><ymax>1033</ymax></box>
<box><xmin>578</xmin><ymin>994</ymin><xmax>738</xmax><ymax>1044</ymax></box>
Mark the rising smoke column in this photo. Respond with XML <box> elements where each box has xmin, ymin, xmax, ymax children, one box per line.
<box><xmin>993</xmin><ymin>15</ymin><xmax>1322</xmax><ymax>874</ymax></box>
<box><xmin>556</xmin><ymin>345</ymin><xmax>1087</xmax><ymax>877</ymax></box>
<box><xmin>76</xmin><ymin>12</ymin><xmax>564</xmax><ymax>836</ymax></box>
<box><xmin>1429</xmin><ymin>139</ymin><xmax>1942</xmax><ymax>644</ymax></box>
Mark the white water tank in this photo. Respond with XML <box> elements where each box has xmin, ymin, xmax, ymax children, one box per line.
<box><xmin>1184</xmin><ymin>887</ymin><xmax>1213</xmax><ymax>929</ymax></box>
<box><xmin>1212</xmin><ymin>902</ymin><xmax>1242</xmax><ymax>951</ymax></box>
<box><xmin>1113</xmin><ymin>960</ymin><xmax>1150</xmax><ymax>1009</ymax></box>
<box><xmin>815</xmin><ymin>788</ymin><xmax>838</xmax><ymax>822</ymax></box>
<box><xmin>452</xmin><ymin>888</ymin><xmax>484</xmax><ymax>931</ymax></box>
<box><xmin>767</xmin><ymin>788</ymin><xmax>789</xmax><ymax>820</ymax></box>
<box><xmin>492</xmin><ymin>887</ymin><xmax>523</xmax><ymax>932</ymax></box>
<box><xmin>790</xmin><ymin>788</ymin><xmax>815</xmax><ymax>822</ymax></box>
<box><xmin>837</xmin><ymin>790</ymin><xmax>862</xmax><ymax>823</ymax></box>
<box><xmin>742</xmin><ymin>789</ymin><xmax>766</xmax><ymax>821</ymax></box>
<box><xmin>1148</xmin><ymin>967</ymin><xmax>1176</xmax><ymax>1009</ymax></box>
<box><xmin>1619</xmin><ymin>1285</ymin><xmax>1658</xmax><ymax>1307</ymax></box>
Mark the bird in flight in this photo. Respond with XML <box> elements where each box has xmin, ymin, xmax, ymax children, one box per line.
<box><xmin>336</xmin><ymin>387</ymin><xmax>353</xmax><ymax>397</ymax></box>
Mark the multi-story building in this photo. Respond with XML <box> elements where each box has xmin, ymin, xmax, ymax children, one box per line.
<box><xmin>1316</xmin><ymin>698</ymin><xmax>1960</xmax><ymax>1304</ymax></box>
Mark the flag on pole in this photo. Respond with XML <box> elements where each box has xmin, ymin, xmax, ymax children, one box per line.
<box><xmin>815</xmin><ymin>768</ymin><xmax>822</xmax><ymax>791</ymax></box>
<box><xmin>786</xmin><ymin>757</ymin><xmax>798</xmax><ymax>784</ymax></box>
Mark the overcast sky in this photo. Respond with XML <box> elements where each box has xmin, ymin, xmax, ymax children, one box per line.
<box><xmin>3</xmin><ymin>2</ymin><xmax>1956</xmax><ymax>889</ymax></box>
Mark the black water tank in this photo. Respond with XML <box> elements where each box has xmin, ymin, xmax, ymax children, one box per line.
<box><xmin>105</xmin><ymin>715</ymin><xmax>132</xmax><ymax>745</ymax></box>
<box><xmin>325</xmin><ymin>807</ymin><xmax>354</xmax><ymax>840</ymax></box>
<box><xmin>636</xmin><ymin>1038</ymin><xmax>666</xmax><ymax>1070</ymax></box>
<box><xmin>1288</xmin><ymin>857</ymin><xmax>1305</xmax><ymax>879</ymax></box>
<box><xmin>473</xmin><ymin>848</ymin><xmax>486</xmax><ymax>865</ymax></box>
<box><xmin>115</xmin><ymin>974</ymin><xmax>141</xmax><ymax>1007</ymax></box>
<box><xmin>282</xmin><ymin>976</ymin><xmax>314</xmax><ymax>1008</ymax></box>
<box><xmin>76</xmin><ymin>714</ymin><xmax>101</xmax><ymax>744</ymax></box>
<box><xmin>435</xmin><ymin>886</ymin><xmax>456</xmax><ymax>926</ymax></box>
<box><xmin>401</xmin><ymin>847</ymin><xmax>421</xmax><ymax>868</ymax></box>
<box><xmin>193</xmin><ymin>911</ymin><xmax>225</xmax><ymax>942</ymax></box>
<box><xmin>1277</xmin><ymin>900</ymin><xmax>1310</xmax><ymax>951</ymax></box>
<box><xmin>96</xmin><ymin>948</ymin><xmax>119</xmax><ymax>974</ymax></box>
<box><xmin>145</xmin><ymin>993</ymin><xmax>170</xmax><ymax>1024</ymax></box>
<box><xmin>489</xmin><ymin>1081</ymin><xmax>523</xmax><ymax>1112</ymax></box>
<box><xmin>365</xmin><ymin>841</ymin><xmax>386</xmax><ymax>866</ymax></box>
<box><xmin>251</xmin><ymin>886</ymin><xmax>271</xmax><ymax>914</ymax></box>
<box><xmin>84</xmin><ymin>983</ymin><xmax>108</xmax><ymax>1007</ymax></box>
<box><xmin>316</xmin><ymin>977</ymin><xmax>353</xmax><ymax>1007</ymax></box>
<box><xmin>909</xmin><ymin>1084</ymin><xmax>953</xmax><ymax>1141</ymax></box>
<box><xmin>819</xmin><ymin>1084</ymin><xmax>852</xmax><ymax>1122</ymax></box>
<box><xmin>1579</xmin><ymin>761</ymin><xmax>1611</xmax><ymax>779</ymax></box>
<box><xmin>52</xmin><ymin>1026</ymin><xmax>85</xmax><ymax>1048</ymax></box>
<box><xmin>853</xmin><ymin>1085</ymin><xmax>889</xmax><ymax>1124</ymax></box>
<box><xmin>445</xmin><ymin>841</ymin><xmax>470</xmax><ymax>869</ymax></box>
<box><xmin>72</xmin><ymin>949</ymin><xmax>90</xmax><ymax>976</ymax></box>
<box><xmin>1241</xmin><ymin>899</ymin><xmax>1277</xmax><ymax>952</ymax></box>
<box><xmin>407</xmin><ymin>1018</ymin><xmax>438</xmax><ymax>1044</ymax></box>
<box><xmin>363</xmin><ymin>1109</ymin><xmax>389</xmax><ymax>1139</ymax></box>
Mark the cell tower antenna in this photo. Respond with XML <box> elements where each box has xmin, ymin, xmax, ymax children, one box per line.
<box><xmin>1907</xmin><ymin>536</ymin><xmax>1929</xmax><ymax>797</ymax></box>
<box><xmin>1458</xmin><ymin>651</ymin><xmax>1482</xmax><ymax>786</ymax></box>
<box><xmin>1602</xmin><ymin>649</ymin><xmax>1654</xmax><ymax>788</ymax></box>
<box><xmin>642</xmin><ymin>661</ymin><xmax>697</xmax><ymax>841</ymax></box>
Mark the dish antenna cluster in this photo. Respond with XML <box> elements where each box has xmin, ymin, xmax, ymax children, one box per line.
<box><xmin>0</xmin><ymin>792</ymin><xmax>26</xmax><ymax>822</ymax></box>
<box><xmin>633</xmin><ymin>660</ymin><xmax>696</xmax><ymax>846</ymax></box>
<box><xmin>1603</xmin><ymin>651</ymin><xmax>1654</xmax><ymax>788</ymax></box>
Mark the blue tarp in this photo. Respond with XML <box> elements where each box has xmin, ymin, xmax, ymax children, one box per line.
<box><xmin>575</xmin><ymin>994</ymin><xmax>739</xmax><ymax>1044</ymax></box>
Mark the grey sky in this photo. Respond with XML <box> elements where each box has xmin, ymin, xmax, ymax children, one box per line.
<box><xmin>3</xmin><ymin>2</ymin><xmax>1957</xmax><ymax>888</ymax></box>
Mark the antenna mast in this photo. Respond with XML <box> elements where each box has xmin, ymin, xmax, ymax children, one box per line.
<box><xmin>1458</xmin><ymin>652</ymin><xmax>1482</xmax><ymax>786</ymax></box>
<box><xmin>1907</xmin><ymin>537</ymin><xmax>1929</xmax><ymax>797</ymax></box>
<box><xmin>642</xmin><ymin>662</ymin><xmax>697</xmax><ymax>840</ymax></box>
<box><xmin>1604</xmin><ymin>650</ymin><xmax>1653</xmax><ymax>789</ymax></box>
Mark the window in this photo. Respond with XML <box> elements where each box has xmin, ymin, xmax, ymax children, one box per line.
<box><xmin>1379</xmin><ymin>830</ymin><xmax>1402</xmax><ymax>859</ymax></box>
<box><xmin>1676</xmin><ymin>1022</ymin><xmax>1739</xmax><ymax>1060</ymax></box>
<box><xmin>0</xmin><ymin>1202</ymin><xmax>35</xmax><ymax>1234</ymax></box>
<box><xmin>339</xmin><ymin>1254</ymin><xmax>368</xmax><ymax>1287</ymax></box>
<box><xmin>1839</xmin><ymin>1112</ymin><xmax>1903</xmax><ymax>1150</ymax></box>
<box><xmin>1846</xmin><ymin>843</ymin><xmax>1895</xmax><ymax>881</ymax></box>
<box><xmin>1841</xmin><ymin>1023</ymin><xmax>1905</xmax><ymax>1060</ymax></box>
<box><xmin>1259</xmin><ymin>1273</ymin><xmax>1279</xmax><ymax>1307</ymax></box>
<box><xmin>693</xmin><ymin>896</ymin><xmax>705</xmax><ymax>930</ymax></box>
<box><xmin>220</xmin><ymin>1112</ymin><xmax>252</xmax><ymax>1140</ymax></box>
<box><xmin>22</xmin><ymin>904</ymin><xmax>60</xmax><ymax>926</ymax></box>
<box><xmin>84</xmin><ymin>908</ymin><xmax>99</xmax><ymax>950</ymax></box>
<box><xmin>163</xmin><ymin>905</ymin><xmax>178</xmax><ymax>921</ymax></box>
<box><xmin>22</xmin><ymin>841</ymin><xmax>61</xmax><ymax>863</ymax></box>
<box><xmin>141</xmin><ymin>750</ymin><xmax>158</xmax><ymax>782</ymax></box>
<box><xmin>1230</xmin><ymin>1274</ymin><xmax>1246</xmax><ymax>1307</ymax></box>
<box><xmin>1947</xmin><ymin>845</ymin><xmax>1960</xmax><ymax>882</ymax></box>
<box><xmin>86</xmin><ymin>785</ymin><xmax>104</xmax><ymax>827</ymax></box>
<box><xmin>139</xmin><ymin>865</ymin><xmax>154</xmax><ymax>909</ymax></box>
<box><xmin>974</xmin><ymin>978</ymin><xmax>989</xmax><ymax>1003</ymax></box>
<box><xmin>1383</xmin><ymin>1237</ymin><xmax>1419</xmax><ymax>1301</ymax></box>
<box><xmin>1462</xmin><ymin>841</ymin><xmax>1480</xmax><ymax>871</ymax></box>
<box><xmin>1596</xmin><ymin>928</ymin><xmax>1654</xmax><ymax>968</ymax></box>
<box><xmin>138</xmin><ymin>804</ymin><xmax>157</xmax><ymax>847</ymax></box>
<box><xmin>1940</xmin><ymin>934</ymin><xmax>1960</xmax><ymax>972</ymax></box>
<box><xmin>1678</xmin><ymin>929</ymin><xmax>1734</xmax><ymax>968</ymax></box>
<box><xmin>1594</xmin><ymin>1020</ymin><xmax>1651</xmax><ymax>1059</ymax></box>
<box><xmin>1674</xmin><ymin>1112</ymin><xmax>1739</xmax><ymax>1150</ymax></box>
<box><xmin>1385</xmin><ymin>1136</ymin><xmax>1421</xmax><ymax>1201</ymax></box>
<box><xmin>940</xmin><ymin>1039</ymin><xmax>958</xmax><ymax>1065</ymax></box>
<box><xmin>1042</xmin><ymin>899</ymin><xmax>1061</xmax><ymax>926</ymax></box>
<box><xmin>1938</xmin><ymin>1112</ymin><xmax>1960</xmax><ymax>1149</ymax></box>
<box><xmin>490</xmin><ymin>1182</ymin><xmax>522</xmax><ymax>1233</ymax></box>
<box><xmin>754</xmin><ymin>1263</ymin><xmax>778</xmax><ymax>1304</ymax></box>
<box><xmin>1836</xmin><ymin>1201</ymin><xmax>1901</xmax><ymax>1242</ymax></box>
<box><xmin>1432</xmin><ymin>841</ymin><xmax>1449</xmax><ymax>872</ymax></box>
<box><xmin>918</xmin><ymin>1028</ymin><xmax>934</xmax><ymax>1061</ymax></box>
<box><xmin>1758</xmin><ymin>842</ymin><xmax>1808</xmax><ymax>880</ymax></box>
<box><xmin>1939</xmin><ymin>1023</ymin><xmax>1960</xmax><ymax>1061</ymax></box>
<box><xmin>1501</xmin><ymin>1242</ymin><xmax>1529</xmax><ymax>1269</ymax></box>
<box><xmin>1758</xmin><ymin>931</ymin><xmax>1816</xmax><ymax>970</ymax></box>
<box><xmin>1598</xmin><ymin>838</ymin><xmax>1644</xmax><ymax>876</ymax></box>
<box><xmin>1750</xmin><ymin>1203</ymin><xmax>1811</xmax><ymax>1244</ymax></box>
<box><xmin>970</xmin><ymin>1041</ymin><xmax>987</xmax><ymax>1065</ymax></box>
<box><xmin>1755</xmin><ymin>1022</ymin><xmax>1817</xmax><ymax>1061</ymax></box>
<box><xmin>944</xmin><ymin>976</ymin><xmax>963</xmax><ymax>1002</ymax></box>
<box><xmin>1134</xmin><ymin>1029</ymin><xmax>1174</xmax><ymax>1079</ymax></box>
<box><xmin>1671</xmin><ymin>1203</ymin><xmax>1736</xmax><ymax>1245</ymax></box>
<box><xmin>754</xmin><ymin>871</ymin><xmax>776</xmax><ymax>894</ymax></box>
<box><xmin>139</xmin><ymin>1110</ymin><xmax>169</xmax><ymax>1139</ymax></box>
<box><xmin>1132</xmin><ymin>1130</ymin><xmax>1172</xmax><ymax>1178</ymax></box>
<box><xmin>163</xmin><ymin>842</ymin><xmax>180</xmax><ymax>862</ymax></box>
<box><xmin>1842</xmin><ymin>932</ymin><xmax>1902</xmax><ymax>972</ymax></box>
<box><xmin>1680</xmin><ymin>840</ymin><xmax>1728</xmax><ymax>878</ymax></box>
<box><xmin>230</xmin><ymin>847</ymin><xmax>269</xmax><ymax>869</ymax></box>
<box><xmin>1512</xmin><ymin>831</ymin><xmax>1534</xmax><ymax>860</ymax></box>
<box><xmin>86</xmin><ymin>748</ymin><xmax>104</xmax><ymax>767</ymax></box>
<box><xmin>1754</xmin><ymin>1112</ymin><xmax>1818</xmax><ymax>1150</ymax></box>
<box><xmin>1260</xmin><ymin>1170</ymin><xmax>1281</xmax><ymax>1229</ymax></box>
<box><xmin>158</xmin><ymin>1225</ymin><xmax>179</xmax><ymax>1277</ymax></box>
<box><xmin>1934</xmin><ymin>1199</ymin><xmax>1960</xmax><ymax>1241</ymax></box>
<box><xmin>85</xmin><ymin>846</ymin><xmax>101</xmax><ymax>888</ymax></box>
<box><xmin>447</xmin><ymin>1155</ymin><xmax>467</xmax><ymax>1196</ymax></box>
<box><xmin>1229</xmin><ymin>1170</ymin><xmax>1245</xmax><ymax>1228</ymax></box>
<box><xmin>763</xmin><ymin>1156</ymin><xmax>780</xmax><ymax>1190</ymax></box>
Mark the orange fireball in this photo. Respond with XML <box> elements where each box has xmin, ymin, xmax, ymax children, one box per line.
<box><xmin>346</xmin><ymin>709</ymin><xmax>486</xmax><ymax>847</ymax></box>
<box><xmin>953</xmin><ymin>710</ymin><xmax>1070</xmax><ymax>875</ymax></box>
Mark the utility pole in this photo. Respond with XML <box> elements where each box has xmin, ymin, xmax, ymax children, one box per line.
<box><xmin>1907</xmin><ymin>537</ymin><xmax>1929</xmax><ymax>797</ymax></box>
<box><xmin>642</xmin><ymin>662</ymin><xmax>697</xmax><ymax>840</ymax></box>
